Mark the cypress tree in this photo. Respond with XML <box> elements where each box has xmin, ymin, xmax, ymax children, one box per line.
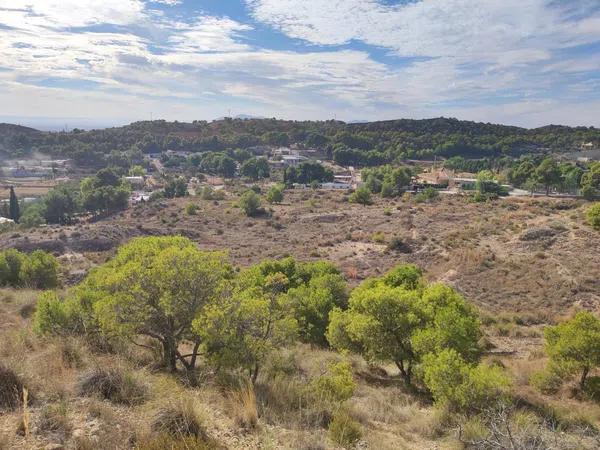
<box><xmin>9</xmin><ymin>186</ymin><xmax>20</xmax><ymax>223</ymax></box>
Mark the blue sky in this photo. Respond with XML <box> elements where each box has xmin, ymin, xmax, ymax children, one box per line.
<box><xmin>0</xmin><ymin>0</ymin><xmax>599</xmax><ymax>129</ymax></box>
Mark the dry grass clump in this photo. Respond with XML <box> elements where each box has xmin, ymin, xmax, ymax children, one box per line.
<box><xmin>37</xmin><ymin>401</ymin><xmax>71</xmax><ymax>438</ymax></box>
<box><xmin>0</xmin><ymin>364</ymin><xmax>24</xmax><ymax>410</ymax></box>
<box><xmin>151</xmin><ymin>398</ymin><xmax>207</xmax><ymax>439</ymax></box>
<box><xmin>136</xmin><ymin>433</ymin><xmax>218</xmax><ymax>450</ymax></box>
<box><xmin>227</xmin><ymin>382</ymin><xmax>258</xmax><ymax>430</ymax></box>
<box><xmin>77</xmin><ymin>366</ymin><xmax>147</xmax><ymax>405</ymax></box>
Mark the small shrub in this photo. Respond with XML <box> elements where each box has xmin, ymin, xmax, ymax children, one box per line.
<box><xmin>151</xmin><ymin>399</ymin><xmax>206</xmax><ymax>438</ymax></box>
<box><xmin>586</xmin><ymin>202</ymin><xmax>600</xmax><ymax>230</ymax></box>
<box><xmin>38</xmin><ymin>401</ymin><xmax>71</xmax><ymax>435</ymax></box>
<box><xmin>349</xmin><ymin>186</ymin><xmax>372</xmax><ymax>206</ymax></box>
<box><xmin>414</xmin><ymin>187</ymin><xmax>439</xmax><ymax>203</ymax></box>
<box><xmin>19</xmin><ymin>250</ymin><xmax>60</xmax><ymax>289</ymax></box>
<box><xmin>328</xmin><ymin>410</ymin><xmax>362</xmax><ymax>447</ymax></box>
<box><xmin>0</xmin><ymin>364</ymin><xmax>24</xmax><ymax>410</ymax></box>
<box><xmin>530</xmin><ymin>369</ymin><xmax>562</xmax><ymax>395</ymax></box>
<box><xmin>136</xmin><ymin>434</ymin><xmax>217</xmax><ymax>450</ymax></box>
<box><xmin>239</xmin><ymin>190</ymin><xmax>262</xmax><ymax>217</ymax></box>
<box><xmin>583</xmin><ymin>376</ymin><xmax>600</xmax><ymax>403</ymax></box>
<box><xmin>383</xmin><ymin>207</ymin><xmax>392</xmax><ymax>216</ymax></box>
<box><xmin>371</xmin><ymin>232</ymin><xmax>385</xmax><ymax>244</ymax></box>
<box><xmin>185</xmin><ymin>203</ymin><xmax>198</xmax><ymax>215</ymax></box>
<box><xmin>387</xmin><ymin>236</ymin><xmax>411</xmax><ymax>253</ymax></box>
<box><xmin>77</xmin><ymin>367</ymin><xmax>147</xmax><ymax>405</ymax></box>
<box><xmin>311</xmin><ymin>361</ymin><xmax>356</xmax><ymax>403</ymax></box>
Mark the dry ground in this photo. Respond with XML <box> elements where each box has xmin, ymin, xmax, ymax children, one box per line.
<box><xmin>3</xmin><ymin>190</ymin><xmax>598</xmax><ymax>317</ymax></box>
<box><xmin>1</xmin><ymin>191</ymin><xmax>600</xmax><ymax>449</ymax></box>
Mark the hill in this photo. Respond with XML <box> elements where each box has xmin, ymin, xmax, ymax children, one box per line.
<box><xmin>0</xmin><ymin>117</ymin><xmax>598</xmax><ymax>165</ymax></box>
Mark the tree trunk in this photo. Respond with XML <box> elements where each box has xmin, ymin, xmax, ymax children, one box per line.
<box><xmin>395</xmin><ymin>360</ymin><xmax>411</xmax><ymax>385</ymax></box>
<box><xmin>251</xmin><ymin>363</ymin><xmax>260</xmax><ymax>384</ymax></box>
<box><xmin>162</xmin><ymin>339</ymin><xmax>177</xmax><ymax>372</ymax></box>
<box><xmin>580</xmin><ymin>367</ymin><xmax>589</xmax><ymax>390</ymax></box>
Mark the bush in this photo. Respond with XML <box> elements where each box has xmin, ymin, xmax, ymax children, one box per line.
<box><xmin>19</xmin><ymin>250</ymin><xmax>60</xmax><ymax>289</ymax></box>
<box><xmin>371</xmin><ymin>232</ymin><xmax>385</xmax><ymax>243</ymax></box>
<box><xmin>544</xmin><ymin>311</ymin><xmax>600</xmax><ymax>390</ymax></box>
<box><xmin>415</xmin><ymin>187</ymin><xmax>439</xmax><ymax>203</ymax></box>
<box><xmin>266</xmin><ymin>184</ymin><xmax>284</xmax><ymax>204</ymax></box>
<box><xmin>387</xmin><ymin>236</ymin><xmax>411</xmax><ymax>253</ymax></box>
<box><xmin>0</xmin><ymin>364</ymin><xmax>24</xmax><ymax>410</ymax></box>
<box><xmin>422</xmin><ymin>349</ymin><xmax>511</xmax><ymax>412</ymax></box>
<box><xmin>328</xmin><ymin>410</ymin><xmax>362</xmax><ymax>447</ymax></box>
<box><xmin>136</xmin><ymin>434</ymin><xmax>218</xmax><ymax>450</ymax></box>
<box><xmin>34</xmin><ymin>292</ymin><xmax>72</xmax><ymax>335</ymax></box>
<box><xmin>349</xmin><ymin>186</ymin><xmax>372</xmax><ymax>206</ymax></box>
<box><xmin>239</xmin><ymin>190</ymin><xmax>262</xmax><ymax>217</ymax></box>
<box><xmin>185</xmin><ymin>203</ymin><xmax>198</xmax><ymax>215</ymax></box>
<box><xmin>530</xmin><ymin>369</ymin><xmax>563</xmax><ymax>395</ymax></box>
<box><xmin>0</xmin><ymin>249</ymin><xmax>26</xmax><ymax>287</ymax></box>
<box><xmin>152</xmin><ymin>399</ymin><xmax>206</xmax><ymax>438</ymax></box>
<box><xmin>311</xmin><ymin>361</ymin><xmax>356</xmax><ymax>403</ymax></box>
<box><xmin>586</xmin><ymin>202</ymin><xmax>600</xmax><ymax>230</ymax></box>
<box><xmin>77</xmin><ymin>367</ymin><xmax>147</xmax><ymax>405</ymax></box>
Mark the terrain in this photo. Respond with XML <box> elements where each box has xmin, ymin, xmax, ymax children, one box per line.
<box><xmin>1</xmin><ymin>188</ymin><xmax>599</xmax><ymax>450</ymax></box>
<box><xmin>3</xmin><ymin>191</ymin><xmax>598</xmax><ymax>317</ymax></box>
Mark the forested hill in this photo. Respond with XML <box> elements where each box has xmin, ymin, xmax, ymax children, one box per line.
<box><xmin>1</xmin><ymin>117</ymin><xmax>598</xmax><ymax>166</ymax></box>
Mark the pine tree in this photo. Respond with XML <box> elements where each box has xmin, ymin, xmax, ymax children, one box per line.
<box><xmin>9</xmin><ymin>187</ymin><xmax>20</xmax><ymax>223</ymax></box>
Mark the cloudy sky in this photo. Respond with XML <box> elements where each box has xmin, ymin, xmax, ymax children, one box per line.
<box><xmin>0</xmin><ymin>0</ymin><xmax>599</xmax><ymax>129</ymax></box>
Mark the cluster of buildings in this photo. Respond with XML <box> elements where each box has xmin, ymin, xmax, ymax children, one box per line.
<box><xmin>3</xmin><ymin>159</ymin><xmax>70</xmax><ymax>178</ymax></box>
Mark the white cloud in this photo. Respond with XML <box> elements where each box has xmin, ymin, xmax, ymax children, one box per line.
<box><xmin>0</xmin><ymin>0</ymin><xmax>146</xmax><ymax>28</ymax></box>
<box><xmin>246</xmin><ymin>0</ymin><xmax>598</xmax><ymax>61</ymax></box>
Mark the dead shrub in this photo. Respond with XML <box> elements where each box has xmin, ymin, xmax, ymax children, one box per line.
<box><xmin>77</xmin><ymin>367</ymin><xmax>147</xmax><ymax>405</ymax></box>
<box><xmin>0</xmin><ymin>364</ymin><xmax>24</xmax><ymax>410</ymax></box>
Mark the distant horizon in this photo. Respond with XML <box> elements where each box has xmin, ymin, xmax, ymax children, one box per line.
<box><xmin>1</xmin><ymin>114</ymin><xmax>598</xmax><ymax>133</ymax></box>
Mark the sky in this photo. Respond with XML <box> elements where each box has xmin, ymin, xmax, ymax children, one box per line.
<box><xmin>0</xmin><ymin>0</ymin><xmax>599</xmax><ymax>130</ymax></box>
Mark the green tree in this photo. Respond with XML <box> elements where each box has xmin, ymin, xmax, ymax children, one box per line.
<box><xmin>586</xmin><ymin>202</ymin><xmax>600</xmax><ymax>230</ymax></box>
<box><xmin>349</xmin><ymin>186</ymin><xmax>372</xmax><ymax>206</ymax></box>
<box><xmin>19</xmin><ymin>250</ymin><xmax>60</xmax><ymax>289</ymax></box>
<box><xmin>240</xmin><ymin>157</ymin><xmax>270</xmax><ymax>180</ymax></box>
<box><xmin>284</xmin><ymin>272</ymin><xmax>348</xmax><ymax>346</ymax></box>
<box><xmin>164</xmin><ymin>177</ymin><xmax>188</xmax><ymax>198</ymax></box>
<box><xmin>327</xmin><ymin>280</ymin><xmax>421</xmax><ymax>383</ymax></box>
<box><xmin>265</xmin><ymin>184</ymin><xmax>284</xmax><ymax>204</ymax></box>
<box><xmin>535</xmin><ymin>158</ymin><xmax>561</xmax><ymax>195</ymax></box>
<box><xmin>195</xmin><ymin>272</ymin><xmax>297</xmax><ymax>383</ymax></box>
<box><xmin>327</xmin><ymin>265</ymin><xmax>482</xmax><ymax>385</ymax></box>
<box><xmin>44</xmin><ymin>186</ymin><xmax>77</xmax><ymax>224</ymax></box>
<box><xmin>544</xmin><ymin>311</ymin><xmax>600</xmax><ymax>390</ymax></box>
<box><xmin>9</xmin><ymin>187</ymin><xmax>20</xmax><ymax>223</ymax></box>
<box><xmin>581</xmin><ymin>162</ymin><xmax>600</xmax><ymax>200</ymax></box>
<box><xmin>239</xmin><ymin>190</ymin><xmax>262</xmax><ymax>216</ymax></box>
<box><xmin>39</xmin><ymin>237</ymin><xmax>232</xmax><ymax>373</ymax></box>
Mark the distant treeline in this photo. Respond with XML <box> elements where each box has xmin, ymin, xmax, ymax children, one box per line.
<box><xmin>1</xmin><ymin>117</ymin><xmax>598</xmax><ymax>168</ymax></box>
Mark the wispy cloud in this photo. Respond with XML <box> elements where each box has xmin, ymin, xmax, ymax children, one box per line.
<box><xmin>0</xmin><ymin>0</ymin><xmax>598</xmax><ymax>127</ymax></box>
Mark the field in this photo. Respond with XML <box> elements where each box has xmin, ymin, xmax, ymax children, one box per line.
<box><xmin>1</xmin><ymin>189</ymin><xmax>599</xmax><ymax>449</ymax></box>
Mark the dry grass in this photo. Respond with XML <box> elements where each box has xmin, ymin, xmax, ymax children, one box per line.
<box><xmin>151</xmin><ymin>397</ymin><xmax>207</xmax><ymax>439</ymax></box>
<box><xmin>0</xmin><ymin>364</ymin><xmax>24</xmax><ymax>411</ymax></box>
<box><xmin>227</xmin><ymin>382</ymin><xmax>258</xmax><ymax>431</ymax></box>
<box><xmin>77</xmin><ymin>366</ymin><xmax>148</xmax><ymax>405</ymax></box>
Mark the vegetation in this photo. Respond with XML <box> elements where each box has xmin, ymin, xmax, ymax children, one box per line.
<box><xmin>349</xmin><ymin>186</ymin><xmax>373</xmax><ymax>205</ymax></box>
<box><xmin>239</xmin><ymin>190</ymin><xmax>262</xmax><ymax>216</ymax></box>
<box><xmin>586</xmin><ymin>202</ymin><xmax>600</xmax><ymax>230</ymax></box>
<box><xmin>544</xmin><ymin>311</ymin><xmax>600</xmax><ymax>390</ymax></box>
<box><xmin>0</xmin><ymin>249</ymin><xmax>59</xmax><ymax>289</ymax></box>
<box><xmin>265</xmin><ymin>184</ymin><xmax>284</xmax><ymax>204</ymax></box>
<box><xmin>327</xmin><ymin>266</ymin><xmax>481</xmax><ymax>385</ymax></box>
